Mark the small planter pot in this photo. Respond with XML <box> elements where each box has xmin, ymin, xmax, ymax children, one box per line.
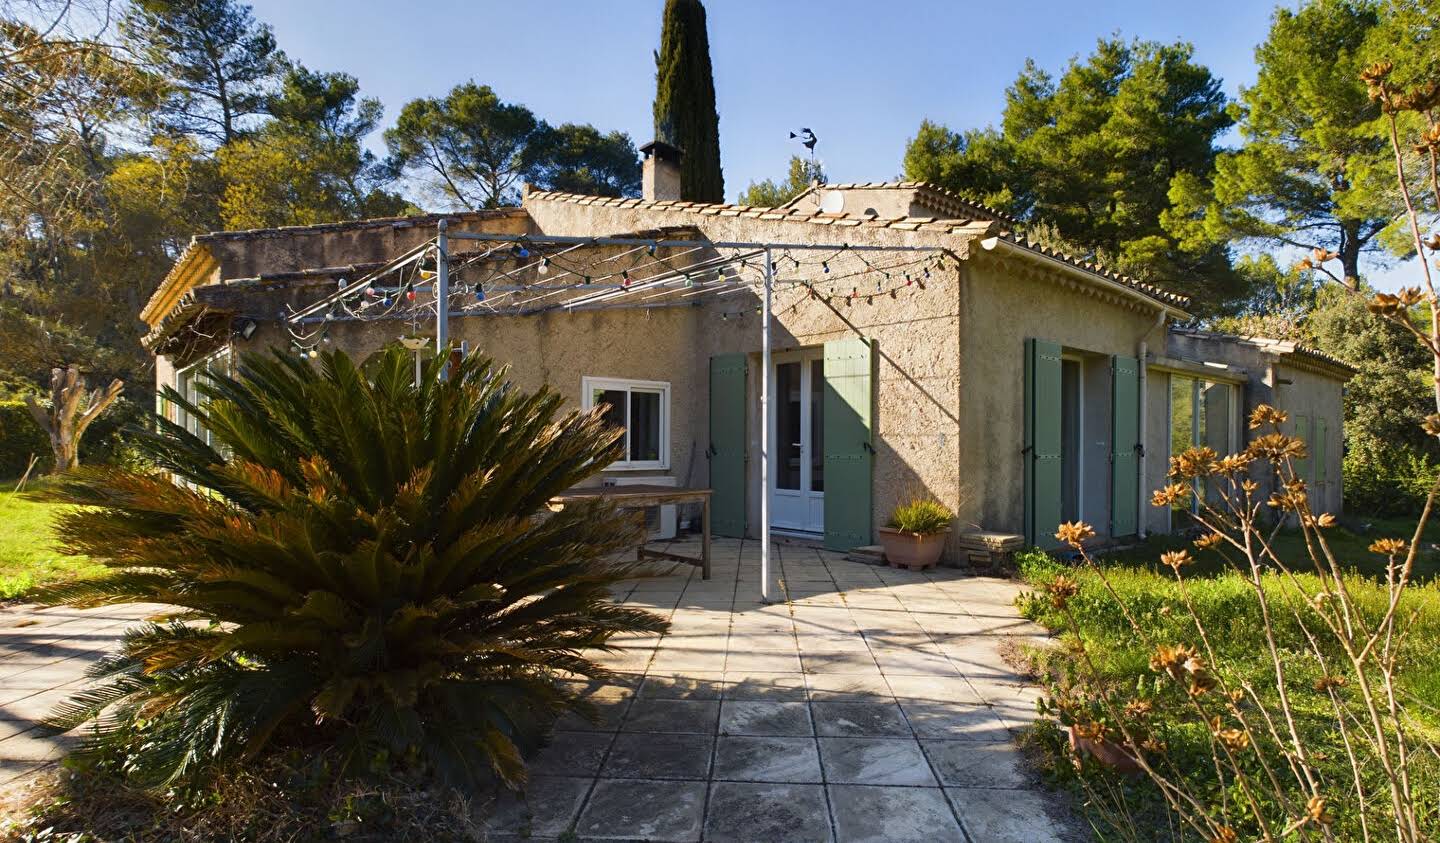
<box><xmin>1067</xmin><ymin>727</ymin><xmax>1143</xmax><ymax>774</ymax></box>
<box><xmin>877</xmin><ymin>527</ymin><xmax>950</xmax><ymax>571</ymax></box>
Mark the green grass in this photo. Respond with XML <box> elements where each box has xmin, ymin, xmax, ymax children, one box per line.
<box><xmin>0</xmin><ymin>487</ymin><xmax>102</xmax><ymax>599</ymax></box>
<box><xmin>1015</xmin><ymin>548</ymin><xmax>1440</xmax><ymax>840</ymax></box>
<box><xmin>1099</xmin><ymin>513</ymin><xmax>1440</xmax><ymax>582</ymax></box>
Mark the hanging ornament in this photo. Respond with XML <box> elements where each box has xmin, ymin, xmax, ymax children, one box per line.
<box><xmin>866</xmin><ymin>295</ymin><xmax>873</xmax><ymax>305</ymax></box>
<box><xmin>475</xmin><ymin>286</ymin><xmax>486</xmax><ymax>302</ymax></box>
<box><xmin>337</xmin><ymin>277</ymin><xmax>347</xmax><ymax>289</ymax></box>
<box><xmin>889</xmin><ymin>289</ymin><xmax>897</xmax><ymax>299</ymax></box>
<box><xmin>406</xmin><ymin>289</ymin><xmax>416</xmax><ymax>301</ymax></box>
<box><xmin>382</xmin><ymin>295</ymin><xmax>392</xmax><ymax>307</ymax></box>
<box><xmin>683</xmin><ymin>273</ymin><xmax>693</xmax><ymax>288</ymax></box>
<box><xmin>822</xmin><ymin>261</ymin><xmax>830</xmax><ymax>274</ymax></box>
<box><xmin>924</xmin><ymin>267</ymin><xmax>931</xmax><ymax>279</ymax></box>
<box><xmin>538</xmin><ymin>257</ymin><xmax>550</xmax><ymax>276</ymax></box>
<box><xmin>622</xmin><ymin>270</ymin><xmax>631</xmax><ymax>287</ymax></box>
<box><xmin>517</xmin><ymin>245</ymin><xmax>530</xmax><ymax>258</ymax></box>
<box><xmin>583</xmin><ymin>275</ymin><xmax>592</xmax><ymax>285</ymax></box>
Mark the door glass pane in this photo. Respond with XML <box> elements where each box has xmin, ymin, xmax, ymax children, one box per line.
<box><xmin>777</xmin><ymin>362</ymin><xmax>802</xmax><ymax>490</ymax></box>
<box><xmin>630</xmin><ymin>390</ymin><xmax>661</xmax><ymax>462</ymax></box>
<box><xmin>810</xmin><ymin>359</ymin><xmax>824</xmax><ymax>493</ymax></box>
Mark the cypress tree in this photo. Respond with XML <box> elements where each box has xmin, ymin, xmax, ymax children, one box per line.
<box><xmin>653</xmin><ymin>0</ymin><xmax>723</xmax><ymax>203</ymax></box>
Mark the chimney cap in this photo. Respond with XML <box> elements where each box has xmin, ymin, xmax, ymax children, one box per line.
<box><xmin>639</xmin><ymin>140</ymin><xmax>684</xmax><ymax>162</ymax></box>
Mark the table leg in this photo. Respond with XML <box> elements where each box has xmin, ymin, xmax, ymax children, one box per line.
<box><xmin>702</xmin><ymin>497</ymin><xmax>712</xmax><ymax>580</ymax></box>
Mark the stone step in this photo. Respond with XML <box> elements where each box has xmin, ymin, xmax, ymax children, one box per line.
<box><xmin>845</xmin><ymin>545</ymin><xmax>886</xmax><ymax>566</ymax></box>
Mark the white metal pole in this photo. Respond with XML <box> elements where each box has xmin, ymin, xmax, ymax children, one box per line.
<box><xmin>436</xmin><ymin>219</ymin><xmax>450</xmax><ymax>356</ymax></box>
<box><xmin>760</xmin><ymin>248</ymin><xmax>773</xmax><ymax>603</ymax></box>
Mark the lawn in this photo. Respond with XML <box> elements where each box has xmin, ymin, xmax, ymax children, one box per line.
<box><xmin>1015</xmin><ymin>549</ymin><xmax>1440</xmax><ymax>840</ymax></box>
<box><xmin>1097</xmin><ymin>513</ymin><xmax>1440</xmax><ymax>582</ymax></box>
<box><xmin>0</xmin><ymin>488</ymin><xmax>102</xmax><ymax>599</ymax></box>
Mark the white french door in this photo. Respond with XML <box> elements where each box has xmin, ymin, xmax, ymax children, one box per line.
<box><xmin>769</xmin><ymin>350</ymin><xmax>825</xmax><ymax>533</ymax></box>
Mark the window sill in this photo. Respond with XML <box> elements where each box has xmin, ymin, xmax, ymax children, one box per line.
<box><xmin>602</xmin><ymin>463</ymin><xmax>670</xmax><ymax>472</ymax></box>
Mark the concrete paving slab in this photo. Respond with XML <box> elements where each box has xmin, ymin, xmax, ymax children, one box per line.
<box><xmin>529</xmin><ymin>731</ymin><xmax>614</xmax><ymax>778</ymax></box>
<box><xmin>719</xmin><ymin>701</ymin><xmax>813</xmax><ymax>737</ymax></box>
<box><xmin>621</xmin><ymin>698</ymin><xmax>720</xmax><ymax>734</ymax></box>
<box><xmin>810</xmin><ymin>702</ymin><xmax>910</xmax><ymax>737</ymax></box>
<box><xmin>483</xmin><ymin>774</ymin><xmax>590</xmax><ymax>838</ymax></box>
<box><xmin>947</xmin><ymin>786</ymin><xmax>1067</xmax><ymax>843</ymax></box>
<box><xmin>828</xmin><ymin>784</ymin><xmax>964</xmax><ymax>843</ymax></box>
<box><xmin>576</xmin><ymin>778</ymin><xmax>706</xmax><ymax>842</ymax></box>
<box><xmin>921</xmin><ymin>739</ymin><xmax>1029</xmax><ymax>787</ymax></box>
<box><xmin>712</xmin><ymin>735</ymin><xmax>822</xmax><ymax>783</ymax></box>
<box><xmin>705</xmin><ymin>781</ymin><xmax>832</xmax><ymax>842</ymax></box>
<box><xmin>601</xmin><ymin>732</ymin><xmax>713</xmax><ymax>780</ymax></box>
<box><xmin>817</xmin><ymin>737</ymin><xmax>936</xmax><ymax>786</ymax></box>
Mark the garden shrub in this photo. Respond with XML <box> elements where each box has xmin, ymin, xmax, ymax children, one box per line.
<box><xmin>33</xmin><ymin>345</ymin><xmax>668</xmax><ymax>792</ymax></box>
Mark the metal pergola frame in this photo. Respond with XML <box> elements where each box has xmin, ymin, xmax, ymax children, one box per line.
<box><xmin>284</xmin><ymin>223</ymin><xmax>952</xmax><ymax>603</ymax></box>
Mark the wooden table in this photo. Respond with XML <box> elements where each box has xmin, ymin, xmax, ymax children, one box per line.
<box><xmin>548</xmin><ymin>485</ymin><xmax>712</xmax><ymax>579</ymax></box>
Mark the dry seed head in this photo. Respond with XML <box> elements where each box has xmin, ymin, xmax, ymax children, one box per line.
<box><xmin>1369</xmin><ymin>538</ymin><xmax>1407</xmax><ymax>556</ymax></box>
<box><xmin>1305</xmin><ymin>796</ymin><xmax>1335</xmax><ymax>827</ymax></box>
<box><xmin>1215</xmin><ymin>453</ymin><xmax>1254</xmax><ymax>475</ymax></box>
<box><xmin>1150</xmin><ymin>643</ymin><xmax>1199</xmax><ymax>680</ymax></box>
<box><xmin>1423</xmin><ymin>414</ymin><xmax>1440</xmax><ymax>438</ymax></box>
<box><xmin>1054</xmin><ymin>521</ymin><xmax>1095</xmax><ymax>547</ymax></box>
<box><xmin>1161</xmin><ymin>550</ymin><xmax>1193</xmax><ymax>571</ymax></box>
<box><xmin>1170</xmin><ymin>447</ymin><xmax>1218</xmax><ymax>478</ymax></box>
<box><xmin>1210</xmin><ymin>827</ymin><xmax>1239</xmax><ymax>843</ymax></box>
<box><xmin>1314</xmin><ymin>675</ymin><xmax>1347</xmax><ymax>692</ymax></box>
<box><xmin>1152</xmin><ymin>483</ymin><xmax>1192</xmax><ymax>508</ymax></box>
<box><xmin>1046</xmin><ymin>574</ymin><xmax>1080</xmax><ymax>608</ymax></box>
<box><xmin>1248</xmin><ymin>432</ymin><xmax>1306</xmax><ymax>464</ymax></box>
<box><xmin>1124</xmin><ymin>699</ymin><xmax>1153</xmax><ymax>719</ymax></box>
<box><xmin>1194</xmin><ymin>531</ymin><xmax>1225</xmax><ymax>550</ymax></box>
<box><xmin>1249</xmin><ymin>404</ymin><xmax>1288</xmax><ymax>429</ymax></box>
<box><xmin>1368</xmin><ymin>291</ymin><xmax>1406</xmax><ymax>316</ymax></box>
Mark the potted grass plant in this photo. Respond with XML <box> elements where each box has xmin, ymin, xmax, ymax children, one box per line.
<box><xmin>878</xmin><ymin>496</ymin><xmax>953</xmax><ymax>570</ymax></box>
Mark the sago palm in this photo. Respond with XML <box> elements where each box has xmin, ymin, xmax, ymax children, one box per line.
<box><xmin>34</xmin><ymin>345</ymin><xmax>668</xmax><ymax>790</ymax></box>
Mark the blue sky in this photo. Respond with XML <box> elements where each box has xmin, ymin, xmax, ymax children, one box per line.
<box><xmin>246</xmin><ymin>0</ymin><xmax>1419</xmax><ymax>290</ymax></box>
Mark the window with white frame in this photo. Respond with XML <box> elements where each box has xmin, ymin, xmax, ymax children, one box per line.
<box><xmin>582</xmin><ymin>377</ymin><xmax>669</xmax><ymax>469</ymax></box>
<box><xmin>172</xmin><ymin>347</ymin><xmax>231</xmax><ymax>448</ymax></box>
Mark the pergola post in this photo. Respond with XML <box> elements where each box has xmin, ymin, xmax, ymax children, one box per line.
<box><xmin>436</xmin><ymin>219</ymin><xmax>450</xmax><ymax>354</ymax></box>
<box><xmin>760</xmin><ymin>247</ymin><xmax>774</xmax><ymax>603</ymax></box>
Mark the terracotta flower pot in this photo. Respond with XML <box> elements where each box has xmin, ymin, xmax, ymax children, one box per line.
<box><xmin>877</xmin><ymin>527</ymin><xmax>950</xmax><ymax>571</ymax></box>
<box><xmin>1068</xmin><ymin>727</ymin><xmax>1143</xmax><ymax>774</ymax></box>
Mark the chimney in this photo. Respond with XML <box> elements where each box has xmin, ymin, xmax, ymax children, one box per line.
<box><xmin>640</xmin><ymin>140</ymin><xmax>683</xmax><ymax>202</ymax></box>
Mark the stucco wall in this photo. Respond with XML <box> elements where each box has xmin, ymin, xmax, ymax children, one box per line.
<box><xmin>959</xmin><ymin>250</ymin><xmax>1169</xmax><ymax>539</ymax></box>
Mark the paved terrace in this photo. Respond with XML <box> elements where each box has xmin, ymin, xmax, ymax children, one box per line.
<box><xmin>490</xmin><ymin>537</ymin><xmax>1074</xmax><ymax>842</ymax></box>
<box><xmin>0</xmin><ymin>539</ymin><xmax>1074</xmax><ymax>842</ymax></box>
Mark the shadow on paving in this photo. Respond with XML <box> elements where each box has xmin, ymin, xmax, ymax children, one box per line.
<box><xmin>485</xmin><ymin>536</ymin><xmax>1084</xmax><ymax>843</ymax></box>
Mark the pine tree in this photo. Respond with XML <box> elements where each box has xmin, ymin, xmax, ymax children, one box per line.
<box><xmin>652</xmin><ymin>0</ymin><xmax>723</xmax><ymax>203</ymax></box>
<box><xmin>121</xmin><ymin>0</ymin><xmax>283</xmax><ymax>146</ymax></box>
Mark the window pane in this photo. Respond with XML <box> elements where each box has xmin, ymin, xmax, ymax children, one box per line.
<box><xmin>1170</xmin><ymin>376</ymin><xmax>1195</xmax><ymax>515</ymax></box>
<box><xmin>810</xmin><ymin>359</ymin><xmax>824</xmax><ymax>493</ymax></box>
<box><xmin>594</xmin><ymin>388</ymin><xmax>628</xmax><ymax>443</ymax></box>
<box><xmin>630</xmin><ymin>390</ymin><xmax>661</xmax><ymax>462</ymax></box>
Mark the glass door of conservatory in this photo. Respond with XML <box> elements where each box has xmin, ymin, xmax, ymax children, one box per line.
<box><xmin>769</xmin><ymin>350</ymin><xmax>825</xmax><ymax>534</ymax></box>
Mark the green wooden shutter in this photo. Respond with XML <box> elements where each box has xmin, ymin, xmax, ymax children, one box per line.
<box><xmin>708</xmin><ymin>354</ymin><xmax>748</xmax><ymax>538</ymax></box>
<box><xmin>1293</xmin><ymin>415</ymin><xmax>1311</xmax><ymax>482</ymax></box>
<box><xmin>1316</xmin><ymin>418</ymin><xmax>1328</xmax><ymax>483</ymax></box>
<box><xmin>823</xmin><ymin>338</ymin><xmax>874</xmax><ymax>551</ymax></box>
<box><xmin>1025</xmin><ymin>339</ymin><xmax>1063</xmax><ymax>548</ymax></box>
<box><xmin>1111</xmin><ymin>355</ymin><xmax>1140</xmax><ymax>537</ymax></box>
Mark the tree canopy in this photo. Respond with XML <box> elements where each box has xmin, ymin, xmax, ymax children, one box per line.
<box><xmin>904</xmin><ymin>37</ymin><xmax>1243</xmax><ymax>313</ymax></box>
<box><xmin>385</xmin><ymin>82</ymin><xmax>640</xmax><ymax>210</ymax></box>
<box><xmin>1165</xmin><ymin>0</ymin><xmax>1395</xmax><ymax>288</ymax></box>
<box><xmin>120</xmin><ymin>0</ymin><xmax>284</xmax><ymax>145</ymax></box>
<box><xmin>737</xmin><ymin>156</ymin><xmax>825</xmax><ymax>207</ymax></box>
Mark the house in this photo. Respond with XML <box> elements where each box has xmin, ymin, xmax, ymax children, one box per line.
<box><xmin>139</xmin><ymin>145</ymin><xmax>1354</xmax><ymax>559</ymax></box>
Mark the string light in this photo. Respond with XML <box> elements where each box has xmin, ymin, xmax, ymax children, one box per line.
<box><xmin>285</xmin><ymin>233</ymin><xmax>949</xmax><ymax>351</ymax></box>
